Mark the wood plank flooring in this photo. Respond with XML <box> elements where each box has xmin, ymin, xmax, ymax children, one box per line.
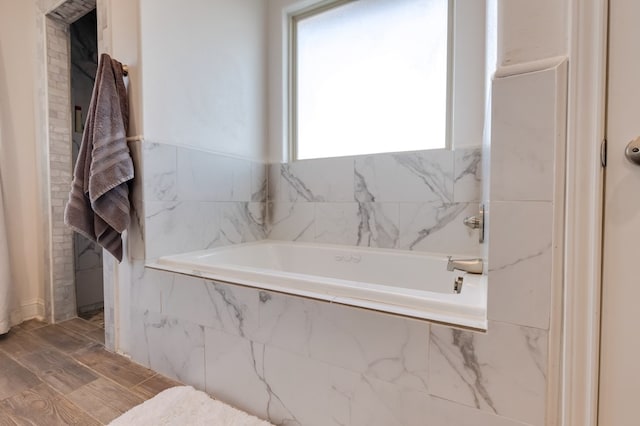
<box><xmin>0</xmin><ymin>318</ymin><xmax>181</xmax><ymax>425</ymax></box>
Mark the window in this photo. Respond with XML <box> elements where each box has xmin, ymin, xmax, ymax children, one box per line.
<box><xmin>290</xmin><ymin>0</ymin><xmax>451</xmax><ymax>160</ymax></box>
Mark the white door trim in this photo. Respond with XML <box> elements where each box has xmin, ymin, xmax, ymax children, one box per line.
<box><xmin>562</xmin><ymin>0</ymin><xmax>608</xmax><ymax>424</ymax></box>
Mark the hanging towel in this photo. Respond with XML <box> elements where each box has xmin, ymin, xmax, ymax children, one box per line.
<box><xmin>64</xmin><ymin>53</ymin><xmax>133</xmax><ymax>262</ymax></box>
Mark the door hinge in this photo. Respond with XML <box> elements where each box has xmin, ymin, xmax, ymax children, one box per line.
<box><xmin>601</xmin><ymin>139</ymin><xmax>607</xmax><ymax>168</ymax></box>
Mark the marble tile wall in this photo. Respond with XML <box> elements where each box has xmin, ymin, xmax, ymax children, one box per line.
<box><xmin>142</xmin><ymin>143</ymin><xmax>481</xmax><ymax>259</ymax></box>
<box><xmin>119</xmin><ymin>62</ymin><xmax>566</xmax><ymax>426</ymax></box>
<box><xmin>142</xmin><ymin>143</ymin><xmax>267</xmax><ymax>260</ymax></box>
<box><xmin>268</xmin><ymin>147</ymin><xmax>483</xmax><ymax>256</ymax></box>
<box><xmin>124</xmin><ymin>267</ymin><xmax>542</xmax><ymax>426</ymax></box>
<box><xmin>487</xmin><ymin>63</ymin><xmax>567</xmax><ymax>332</ymax></box>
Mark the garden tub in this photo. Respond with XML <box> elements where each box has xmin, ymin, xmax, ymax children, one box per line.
<box><xmin>148</xmin><ymin>240</ymin><xmax>487</xmax><ymax>330</ymax></box>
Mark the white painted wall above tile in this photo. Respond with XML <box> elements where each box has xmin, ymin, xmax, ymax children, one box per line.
<box><xmin>139</xmin><ymin>0</ymin><xmax>267</xmax><ymax>161</ymax></box>
<box><xmin>497</xmin><ymin>0</ymin><xmax>567</xmax><ymax>67</ymax></box>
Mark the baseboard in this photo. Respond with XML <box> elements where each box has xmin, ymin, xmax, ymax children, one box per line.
<box><xmin>9</xmin><ymin>299</ymin><xmax>46</xmax><ymax>326</ymax></box>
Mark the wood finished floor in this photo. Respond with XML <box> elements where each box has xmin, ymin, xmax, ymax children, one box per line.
<box><xmin>0</xmin><ymin>318</ymin><xmax>181</xmax><ymax>425</ymax></box>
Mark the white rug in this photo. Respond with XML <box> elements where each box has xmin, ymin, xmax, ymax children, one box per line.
<box><xmin>109</xmin><ymin>386</ymin><xmax>273</xmax><ymax>426</ymax></box>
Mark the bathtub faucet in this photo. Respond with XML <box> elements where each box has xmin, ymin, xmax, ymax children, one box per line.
<box><xmin>447</xmin><ymin>257</ymin><xmax>483</xmax><ymax>275</ymax></box>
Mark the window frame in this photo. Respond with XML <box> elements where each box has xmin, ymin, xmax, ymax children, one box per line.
<box><xmin>287</xmin><ymin>0</ymin><xmax>455</xmax><ymax>162</ymax></box>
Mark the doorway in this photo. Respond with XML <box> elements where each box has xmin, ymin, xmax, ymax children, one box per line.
<box><xmin>69</xmin><ymin>9</ymin><xmax>104</xmax><ymax>327</ymax></box>
<box><xmin>41</xmin><ymin>0</ymin><xmax>106</xmax><ymax>326</ymax></box>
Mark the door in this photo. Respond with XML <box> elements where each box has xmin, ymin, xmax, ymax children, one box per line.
<box><xmin>599</xmin><ymin>0</ymin><xmax>640</xmax><ymax>424</ymax></box>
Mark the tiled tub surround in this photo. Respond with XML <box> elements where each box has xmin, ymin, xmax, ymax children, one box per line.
<box><xmin>268</xmin><ymin>148</ymin><xmax>482</xmax><ymax>256</ymax></box>
<box><xmin>119</xmin><ymin>63</ymin><xmax>566</xmax><ymax>426</ymax></box>
<box><xmin>142</xmin><ymin>143</ymin><xmax>482</xmax><ymax>260</ymax></box>
<box><xmin>125</xmin><ymin>267</ymin><xmax>545</xmax><ymax>426</ymax></box>
<box><xmin>142</xmin><ymin>143</ymin><xmax>268</xmax><ymax>260</ymax></box>
<box><xmin>151</xmin><ymin>241</ymin><xmax>488</xmax><ymax>329</ymax></box>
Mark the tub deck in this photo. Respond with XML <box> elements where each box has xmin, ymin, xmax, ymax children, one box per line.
<box><xmin>148</xmin><ymin>240</ymin><xmax>487</xmax><ymax>330</ymax></box>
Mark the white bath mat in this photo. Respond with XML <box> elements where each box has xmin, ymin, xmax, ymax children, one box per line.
<box><xmin>108</xmin><ymin>386</ymin><xmax>273</xmax><ymax>426</ymax></box>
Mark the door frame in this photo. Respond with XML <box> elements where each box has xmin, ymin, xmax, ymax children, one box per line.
<box><xmin>562</xmin><ymin>0</ymin><xmax>608</xmax><ymax>424</ymax></box>
<box><xmin>35</xmin><ymin>0</ymin><xmax>115</xmax><ymax>327</ymax></box>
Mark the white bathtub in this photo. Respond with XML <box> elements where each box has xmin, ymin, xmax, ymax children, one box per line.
<box><xmin>148</xmin><ymin>240</ymin><xmax>487</xmax><ymax>330</ymax></box>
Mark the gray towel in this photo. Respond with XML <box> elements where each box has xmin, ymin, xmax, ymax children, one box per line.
<box><xmin>64</xmin><ymin>53</ymin><xmax>133</xmax><ymax>262</ymax></box>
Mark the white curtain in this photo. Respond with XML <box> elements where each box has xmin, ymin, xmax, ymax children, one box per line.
<box><xmin>0</xmin><ymin>170</ymin><xmax>12</xmax><ymax>334</ymax></box>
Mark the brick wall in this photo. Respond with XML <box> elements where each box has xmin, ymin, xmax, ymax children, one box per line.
<box><xmin>46</xmin><ymin>16</ymin><xmax>76</xmax><ymax>321</ymax></box>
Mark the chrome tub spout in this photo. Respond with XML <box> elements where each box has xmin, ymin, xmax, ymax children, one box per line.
<box><xmin>447</xmin><ymin>257</ymin><xmax>483</xmax><ymax>275</ymax></box>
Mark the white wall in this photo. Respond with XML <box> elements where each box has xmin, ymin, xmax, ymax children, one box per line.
<box><xmin>452</xmin><ymin>0</ymin><xmax>487</xmax><ymax>148</ymax></box>
<box><xmin>0</xmin><ymin>0</ymin><xmax>45</xmax><ymax>319</ymax></box>
<box><xmin>103</xmin><ymin>0</ymin><xmax>144</xmax><ymax>137</ymax></box>
<box><xmin>497</xmin><ymin>0</ymin><xmax>567</xmax><ymax>67</ymax></box>
<box><xmin>139</xmin><ymin>0</ymin><xmax>267</xmax><ymax>161</ymax></box>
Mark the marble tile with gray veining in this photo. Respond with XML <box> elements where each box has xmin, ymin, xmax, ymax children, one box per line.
<box><xmin>354</xmin><ymin>202</ymin><xmax>399</xmax><ymax>249</ymax></box>
<box><xmin>429</xmin><ymin>396</ymin><xmax>532</xmax><ymax>426</ymax></box>
<box><xmin>142</xmin><ymin>142</ymin><xmax>177</xmax><ymax>202</ymax></box>
<box><xmin>314</xmin><ymin>202</ymin><xmax>360</xmax><ymax>246</ymax></box>
<box><xmin>254</xmin><ymin>291</ymin><xmax>429</xmax><ymax>394</ymax></box>
<box><xmin>266</xmin><ymin>202</ymin><xmax>315</xmax><ymax>242</ymax></box>
<box><xmin>251</xmin><ymin>161</ymin><xmax>268</xmax><ymax>202</ymax></box>
<box><xmin>328</xmin><ymin>366</ymin><xmax>431</xmax><ymax>426</ymax></box>
<box><xmin>488</xmin><ymin>201</ymin><xmax>553</xmax><ymax>330</ymax></box>
<box><xmin>144</xmin><ymin>200</ymin><xmax>221</xmax><ymax>258</ymax></box>
<box><xmin>177</xmin><ymin>148</ymin><xmax>251</xmax><ymax>202</ymax></box>
<box><xmin>250</xmin><ymin>290</ymin><xmax>320</xmax><ymax>360</ymax></box>
<box><xmin>398</xmin><ymin>202</ymin><xmax>480</xmax><ymax>256</ymax></box>
<box><xmin>159</xmin><ymin>273</ymin><xmax>261</xmax><ymax>339</ymax></box>
<box><xmin>429</xmin><ymin>321</ymin><xmax>547</xmax><ymax>426</ymax></box>
<box><xmin>207</xmin><ymin>336</ymin><xmax>433</xmax><ymax>426</ymax></box>
<box><xmin>128</xmin><ymin>140</ymin><xmax>147</xmax><ymax>260</ymax></box>
<box><xmin>204</xmin><ymin>329</ymin><xmax>298</xmax><ymax>425</ymax></box>
<box><xmin>131</xmin><ymin>310</ymin><xmax>205</xmax><ymax>390</ymax></box>
<box><xmin>143</xmin><ymin>200</ymin><xmax>184</xmax><ymax>258</ymax></box>
<box><xmin>206</xmin><ymin>325</ymin><xmax>360</xmax><ymax>426</ymax></box>
<box><xmin>260</xmin><ymin>343</ymin><xmax>334</xmax><ymax>425</ymax></box>
<box><xmin>128</xmin><ymin>265</ymin><xmax>165</xmax><ymax>313</ymax></box>
<box><xmin>276</xmin><ymin>157</ymin><xmax>355</xmax><ymax>202</ymax></box>
<box><xmin>218</xmin><ymin>202</ymin><xmax>266</xmax><ymax>245</ymax></box>
<box><xmin>355</xmin><ymin>150</ymin><xmax>454</xmax><ymax>203</ymax></box>
<box><xmin>267</xmin><ymin>163</ymin><xmax>280</xmax><ymax>203</ymax></box>
<box><xmin>314</xmin><ymin>202</ymin><xmax>400</xmax><ymax>249</ymax></box>
<box><xmin>454</xmin><ymin>147</ymin><xmax>482</xmax><ymax>202</ymax></box>
<box><xmin>490</xmin><ymin>68</ymin><xmax>559</xmax><ymax>202</ymax></box>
